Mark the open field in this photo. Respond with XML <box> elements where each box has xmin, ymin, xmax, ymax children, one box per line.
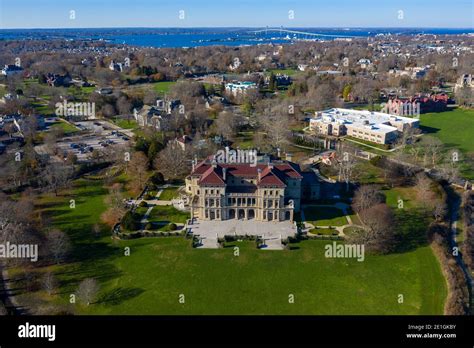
<box><xmin>153</xmin><ymin>81</ymin><xmax>176</xmax><ymax>94</ymax></box>
<box><xmin>12</xmin><ymin>178</ymin><xmax>446</xmax><ymax>315</ymax></box>
<box><xmin>67</xmin><ymin>238</ymin><xmax>446</xmax><ymax>315</ymax></box>
<box><xmin>420</xmin><ymin>108</ymin><xmax>474</xmax><ymax>179</ymax></box>
<box><xmin>420</xmin><ymin>108</ymin><xmax>474</xmax><ymax>154</ymax></box>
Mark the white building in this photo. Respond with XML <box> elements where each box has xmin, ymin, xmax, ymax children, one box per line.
<box><xmin>225</xmin><ymin>81</ymin><xmax>257</xmax><ymax>96</ymax></box>
<box><xmin>309</xmin><ymin>108</ymin><xmax>419</xmax><ymax>145</ymax></box>
<box><xmin>455</xmin><ymin>74</ymin><xmax>474</xmax><ymax>92</ymax></box>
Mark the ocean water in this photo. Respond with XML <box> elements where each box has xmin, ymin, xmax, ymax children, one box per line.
<box><xmin>0</xmin><ymin>27</ymin><xmax>472</xmax><ymax>48</ymax></box>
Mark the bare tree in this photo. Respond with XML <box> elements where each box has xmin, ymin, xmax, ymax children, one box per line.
<box><xmin>42</xmin><ymin>162</ymin><xmax>73</xmax><ymax>196</ymax></box>
<box><xmin>421</xmin><ymin>136</ymin><xmax>444</xmax><ymax>167</ymax></box>
<box><xmin>214</xmin><ymin>111</ymin><xmax>239</xmax><ymax>141</ymax></box>
<box><xmin>77</xmin><ymin>278</ymin><xmax>99</xmax><ymax>306</ymax></box>
<box><xmin>259</xmin><ymin>112</ymin><xmax>290</xmax><ymax>150</ymax></box>
<box><xmin>42</xmin><ymin>272</ymin><xmax>58</xmax><ymax>296</ymax></box>
<box><xmin>352</xmin><ymin>185</ymin><xmax>384</xmax><ymax>213</ymax></box>
<box><xmin>127</xmin><ymin>152</ymin><xmax>149</xmax><ymax>194</ymax></box>
<box><xmin>347</xmin><ymin>203</ymin><xmax>396</xmax><ymax>253</ymax></box>
<box><xmin>46</xmin><ymin>229</ymin><xmax>71</xmax><ymax>264</ymax></box>
<box><xmin>153</xmin><ymin>142</ymin><xmax>189</xmax><ymax>180</ymax></box>
<box><xmin>336</xmin><ymin>144</ymin><xmax>357</xmax><ymax>191</ymax></box>
<box><xmin>414</xmin><ymin>173</ymin><xmax>437</xmax><ymax>207</ymax></box>
<box><xmin>439</xmin><ymin>149</ymin><xmax>462</xmax><ymax>183</ymax></box>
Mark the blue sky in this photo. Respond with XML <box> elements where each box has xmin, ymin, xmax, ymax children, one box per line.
<box><xmin>0</xmin><ymin>0</ymin><xmax>472</xmax><ymax>29</ymax></box>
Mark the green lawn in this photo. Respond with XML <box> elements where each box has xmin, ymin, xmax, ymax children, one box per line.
<box><xmin>69</xmin><ymin>238</ymin><xmax>446</xmax><ymax>315</ymax></box>
<box><xmin>50</xmin><ymin>120</ymin><xmax>80</xmax><ymax>134</ymax></box>
<box><xmin>420</xmin><ymin>108</ymin><xmax>474</xmax><ymax>154</ymax></box>
<box><xmin>16</xmin><ymin>178</ymin><xmax>447</xmax><ymax>315</ymax></box>
<box><xmin>420</xmin><ymin>108</ymin><xmax>474</xmax><ymax>179</ymax></box>
<box><xmin>114</xmin><ymin>118</ymin><xmax>138</xmax><ymax>130</ymax></box>
<box><xmin>266</xmin><ymin>68</ymin><xmax>299</xmax><ymax>76</ymax></box>
<box><xmin>354</xmin><ymin>161</ymin><xmax>386</xmax><ymax>184</ymax></box>
<box><xmin>383</xmin><ymin>187</ymin><xmax>418</xmax><ymax>210</ymax></box>
<box><xmin>153</xmin><ymin>81</ymin><xmax>176</xmax><ymax>94</ymax></box>
<box><xmin>303</xmin><ymin>207</ymin><xmax>348</xmax><ymax>226</ymax></box>
<box><xmin>147</xmin><ymin>205</ymin><xmax>189</xmax><ymax>224</ymax></box>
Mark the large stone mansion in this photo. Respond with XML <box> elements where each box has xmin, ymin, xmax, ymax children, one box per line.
<box><xmin>185</xmin><ymin>155</ymin><xmax>320</xmax><ymax>223</ymax></box>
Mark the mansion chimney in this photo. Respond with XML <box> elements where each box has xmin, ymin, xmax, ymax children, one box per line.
<box><xmin>257</xmin><ymin>168</ymin><xmax>262</xmax><ymax>182</ymax></box>
<box><xmin>285</xmin><ymin>153</ymin><xmax>293</xmax><ymax>162</ymax></box>
<box><xmin>222</xmin><ymin>167</ymin><xmax>227</xmax><ymax>181</ymax></box>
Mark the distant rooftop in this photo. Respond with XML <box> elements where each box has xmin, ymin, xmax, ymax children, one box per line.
<box><xmin>313</xmin><ymin>108</ymin><xmax>418</xmax><ymax>134</ymax></box>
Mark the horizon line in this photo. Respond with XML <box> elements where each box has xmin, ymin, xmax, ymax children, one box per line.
<box><xmin>1</xmin><ymin>26</ymin><xmax>473</xmax><ymax>31</ymax></box>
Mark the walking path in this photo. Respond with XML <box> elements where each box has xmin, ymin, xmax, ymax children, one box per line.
<box><xmin>301</xmin><ymin>203</ymin><xmax>364</xmax><ymax>237</ymax></box>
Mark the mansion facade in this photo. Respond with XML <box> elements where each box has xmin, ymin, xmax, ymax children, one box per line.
<box><xmin>185</xmin><ymin>157</ymin><xmax>320</xmax><ymax>222</ymax></box>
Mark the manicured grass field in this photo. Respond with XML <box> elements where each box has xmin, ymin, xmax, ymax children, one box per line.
<box><xmin>303</xmin><ymin>207</ymin><xmax>348</xmax><ymax>226</ymax></box>
<box><xmin>420</xmin><ymin>108</ymin><xmax>474</xmax><ymax>179</ymax></box>
<box><xmin>420</xmin><ymin>108</ymin><xmax>474</xmax><ymax>154</ymax></box>
<box><xmin>70</xmin><ymin>238</ymin><xmax>446</xmax><ymax>315</ymax></box>
<box><xmin>383</xmin><ymin>187</ymin><xmax>418</xmax><ymax>210</ymax></box>
<box><xmin>113</xmin><ymin>118</ymin><xmax>138</xmax><ymax>130</ymax></box>
<box><xmin>21</xmin><ymin>179</ymin><xmax>447</xmax><ymax>315</ymax></box>
<box><xmin>266</xmin><ymin>68</ymin><xmax>299</xmax><ymax>76</ymax></box>
<box><xmin>153</xmin><ymin>81</ymin><xmax>176</xmax><ymax>94</ymax></box>
<box><xmin>158</xmin><ymin>187</ymin><xmax>179</xmax><ymax>201</ymax></box>
<box><xmin>148</xmin><ymin>205</ymin><xmax>189</xmax><ymax>224</ymax></box>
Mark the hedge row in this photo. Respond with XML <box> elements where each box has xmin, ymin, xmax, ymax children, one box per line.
<box><xmin>118</xmin><ymin>230</ymin><xmax>183</xmax><ymax>239</ymax></box>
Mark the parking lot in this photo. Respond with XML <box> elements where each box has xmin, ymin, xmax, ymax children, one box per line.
<box><xmin>35</xmin><ymin>120</ymin><xmax>132</xmax><ymax>162</ymax></box>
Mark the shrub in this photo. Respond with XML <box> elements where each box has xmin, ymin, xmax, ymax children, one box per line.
<box><xmin>145</xmin><ymin>223</ymin><xmax>153</xmax><ymax>230</ymax></box>
<box><xmin>144</xmin><ymin>193</ymin><xmax>153</xmax><ymax>200</ymax></box>
<box><xmin>139</xmin><ymin>201</ymin><xmax>148</xmax><ymax>208</ymax></box>
<box><xmin>150</xmin><ymin>172</ymin><xmax>165</xmax><ymax>185</ymax></box>
<box><xmin>168</xmin><ymin>223</ymin><xmax>177</xmax><ymax>231</ymax></box>
<box><xmin>122</xmin><ymin>211</ymin><xmax>140</xmax><ymax>231</ymax></box>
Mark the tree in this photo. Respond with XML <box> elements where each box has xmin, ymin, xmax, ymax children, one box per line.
<box><xmin>215</xmin><ymin>111</ymin><xmax>239</xmax><ymax>141</ymax></box>
<box><xmin>101</xmin><ymin>183</ymin><xmax>127</xmax><ymax>227</ymax></box>
<box><xmin>153</xmin><ymin>143</ymin><xmax>189</xmax><ymax>180</ymax></box>
<box><xmin>42</xmin><ymin>162</ymin><xmax>73</xmax><ymax>196</ymax></box>
<box><xmin>348</xmin><ymin>203</ymin><xmax>396</xmax><ymax>253</ymax></box>
<box><xmin>414</xmin><ymin>173</ymin><xmax>436</xmax><ymax>207</ymax></box>
<box><xmin>42</xmin><ymin>272</ymin><xmax>58</xmax><ymax>296</ymax></box>
<box><xmin>420</xmin><ymin>136</ymin><xmax>444</xmax><ymax>167</ymax></box>
<box><xmin>77</xmin><ymin>278</ymin><xmax>99</xmax><ymax>306</ymax></box>
<box><xmin>336</xmin><ymin>144</ymin><xmax>357</xmax><ymax>191</ymax></box>
<box><xmin>116</xmin><ymin>95</ymin><xmax>132</xmax><ymax>115</ymax></box>
<box><xmin>46</xmin><ymin>229</ymin><xmax>71</xmax><ymax>264</ymax></box>
<box><xmin>342</xmin><ymin>84</ymin><xmax>352</xmax><ymax>101</ymax></box>
<box><xmin>352</xmin><ymin>185</ymin><xmax>384</xmax><ymax>213</ymax></box>
<box><xmin>127</xmin><ymin>152</ymin><xmax>149</xmax><ymax>194</ymax></box>
<box><xmin>121</xmin><ymin>211</ymin><xmax>141</xmax><ymax>231</ymax></box>
<box><xmin>439</xmin><ymin>149</ymin><xmax>462</xmax><ymax>183</ymax></box>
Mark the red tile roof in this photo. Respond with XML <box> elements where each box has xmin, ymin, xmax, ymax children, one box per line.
<box><xmin>192</xmin><ymin>160</ymin><xmax>302</xmax><ymax>187</ymax></box>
